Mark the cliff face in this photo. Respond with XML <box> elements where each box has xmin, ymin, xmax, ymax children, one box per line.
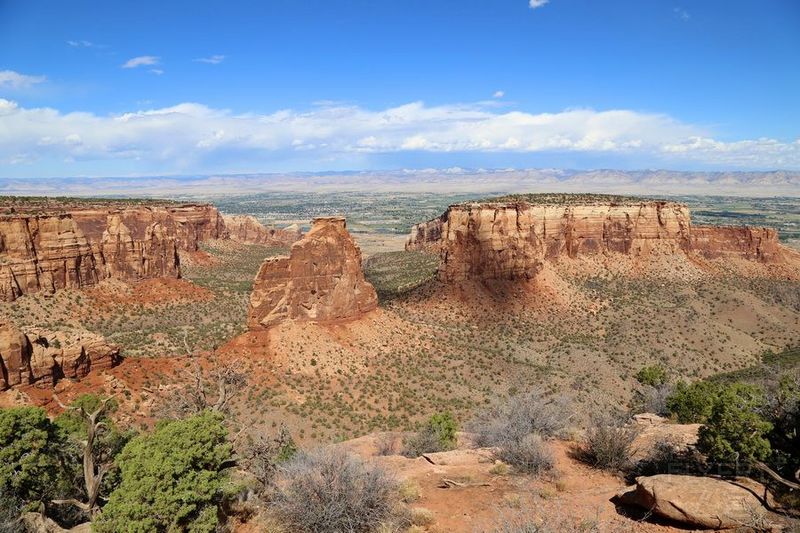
<box><xmin>0</xmin><ymin>204</ymin><xmax>230</xmax><ymax>301</ymax></box>
<box><xmin>248</xmin><ymin>217</ymin><xmax>377</xmax><ymax>329</ymax></box>
<box><xmin>690</xmin><ymin>226</ymin><xmax>782</xmax><ymax>263</ymax></box>
<box><xmin>223</xmin><ymin>215</ymin><xmax>302</xmax><ymax>247</ymax></box>
<box><xmin>407</xmin><ymin>200</ymin><xmax>784</xmax><ymax>282</ymax></box>
<box><xmin>0</xmin><ymin>322</ymin><xmax>120</xmax><ymax>389</ymax></box>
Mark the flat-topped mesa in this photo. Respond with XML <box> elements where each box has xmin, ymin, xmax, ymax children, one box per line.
<box><xmin>222</xmin><ymin>215</ymin><xmax>303</xmax><ymax>247</ymax></box>
<box><xmin>247</xmin><ymin>217</ymin><xmax>378</xmax><ymax>329</ymax></box>
<box><xmin>406</xmin><ymin>194</ymin><xmax>785</xmax><ymax>283</ymax></box>
<box><xmin>0</xmin><ymin>203</ymin><xmax>229</xmax><ymax>301</ymax></box>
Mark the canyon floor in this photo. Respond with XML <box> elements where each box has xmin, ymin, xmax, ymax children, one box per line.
<box><xmin>3</xmin><ymin>229</ymin><xmax>798</xmax><ymax>446</ymax></box>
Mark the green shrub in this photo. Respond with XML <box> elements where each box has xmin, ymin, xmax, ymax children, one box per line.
<box><xmin>0</xmin><ymin>407</ymin><xmax>60</xmax><ymax>510</ymax></box>
<box><xmin>404</xmin><ymin>412</ymin><xmax>458</xmax><ymax>457</ymax></box>
<box><xmin>697</xmin><ymin>383</ymin><xmax>772</xmax><ymax>464</ymax></box>
<box><xmin>666</xmin><ymin>380</ymin><xmax>721</xmax><ymax>423</ymax></box>
<box><xmin>94</xmin><ymin>411</ymin><xmax>232</xmax><ymax>533</ymax></box>
<box><xmin>635</xmin><ymin>365</ymin><xmax>667</xmax><ymax>387</ymax></box>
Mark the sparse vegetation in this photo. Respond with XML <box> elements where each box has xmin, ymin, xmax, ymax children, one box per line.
<box><xmin>578</xmin><ymin>414</ymin><xmax>638</xmax><ymax>472</ymax></box>
<box><xmin>270</xmin><ymin>447</ymin><xmax>401</xmax><ymax>533</ymax></box>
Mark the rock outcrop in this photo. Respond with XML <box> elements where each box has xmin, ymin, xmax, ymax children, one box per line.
<box><xmin>0</xmin><ymin>203</ymin><xmax>237</xmax><ymax>301</ymax></box>
<box><xmin>690</xmin><ymin>225</ymin><xmax>782</xmax><ymax>262</ymax></box>
<box><xmin>248</xmin><ymin>217</ymin><xmax>377</xmax><ymax>329</ymax></box>
<box><xmin>616</xmin><ymin>474</ymin><xmax>773</xmax><ymax>529</ymax></box>
<box><xmin>0</xmin><ymin>324</ymin><xmax>119</xmax><ymax>389</ymax></box>
<box><xmin>406</xmin><ymin>195</ymin><xmax>787</xmax><ymax>282</ymax></box>
<box><xmin>223</xmin><ymin>215</ymin><xmax>302</xmax><ymax>247</ymax></box>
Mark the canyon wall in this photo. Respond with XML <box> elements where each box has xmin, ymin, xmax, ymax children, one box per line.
<box><xmin>690</xmin><ymin>226</ymin><xmax>782</xmax><ymax>262</ymax></box>
<box><xmin>0</xmin><ymin>204</ymin><xmax>232</xmax><ymax>301</ymax></box>
<box><xmin>223</xmin><ymin>215</ymin><xmax>302</xmax><ymax>247</ymax></box>
<box><xmin>406</xmin><ymin>199</ymin><xmax>785</xmax><ymax>282</ymax></box>
<box><xmin>248</xmin><ymin>217</ymin><xmax>377</xmax><ymax>329</ymax></box>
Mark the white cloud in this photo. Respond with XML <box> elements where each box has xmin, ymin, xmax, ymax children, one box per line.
<box><xmin>67</xmin><ymin>40</ymin><xmax>95</xmax><ymax>48</ymax></box>
<box><xmin>0</xmin><ymin>70</ymin><xmax>47</xmax><ymax>89</ymax></box>
<box><xmin>673</xmin><ymin>7</ymin><xmax>690</xmax><ymax>21</ymax></box>
<box><xmin>493</xmin><ymin>90</ymin><xmax>505</xmax><ymax>98</ymax></box>
<box><xmin>149</xmin><ymin>69</ymin><xmax>164</xmax><ymax>75</ymax></box>
<box><xmin>529</xmin><ymin>0</ymin><xmax>549</xmax><ymax>9</ymax></box>
<box><xmin>194</xmin><ymin>54</ymin><xmax>226</xmax><ymax>64</ymax></box>
<box><xmin>0</xmin><ymin>98</ymin><xmax>797</xmax><ymax>170</ymax></box>
<box><xmin>121</xmin><ymin>56</ymin><xmax>160</xmax><ymax>69</ymax></box>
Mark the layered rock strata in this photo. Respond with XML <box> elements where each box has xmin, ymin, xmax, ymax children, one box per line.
<box><xmin>0</xmin><ymin>322</ymin><xmax>120</xmax><ymax>389</ymax></box>
<box><xmin>223</xmin><ymin>215</ymin><xmax>302</xmax><ymax>247</ymax></box>
<box><xmin>406</xmin><ymin>198</ymin><xmax>786</xmax><ymax>282</ymax></box>
<box><xmin>0</xmin><ymin>203</ymin><xmax>300</xmax><ymax>301</ymax></box>
<box><xmin>248</xmin><ymin>217</ymin><xmax>377</xmax><ymax>329</ymax></box>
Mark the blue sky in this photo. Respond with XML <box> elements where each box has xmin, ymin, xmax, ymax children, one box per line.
<box><xmin>0</xmin><ymin>0</ymin><xmax>799</xmax><ymax>178</ymax></box>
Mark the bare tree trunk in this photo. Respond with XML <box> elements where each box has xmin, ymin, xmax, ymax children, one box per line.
<box><xmin>52</xmin><ymin>395</ymin><xmax>115</xmax><ymax>518</ymax></box>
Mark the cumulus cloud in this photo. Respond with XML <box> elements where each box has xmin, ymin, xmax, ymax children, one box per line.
<box><xmin>0</xmin><ymin>98</ymin><xmax>797</xmax><ymax>171</ymax></box>
<box><xmin>673</xmin><ymin>7</ymin><xmax>690</xmax><ymax>21</ymax></box>
<box><xmin>0</xmin><ymin>70</ymin><xmax>47</xmax><ymax>89</ymax></box>
<box><xmin>121</xmin><ymin>56</ymin><xmax>160</xmax><ymax>69</ymax></box>
<box><xmin>493</xmin><ymin>90</ymin><xmax>505</xmax><ymax>98</ymax></box>
<box><xmin>194</xmin><ymin>54</ymin><xmax>226</xmax><ymax>64</ymax></box>
<box><xmin>529</xmin><ymin>0</ymin><xmax>549</xmax><ymax>9</ymax></box>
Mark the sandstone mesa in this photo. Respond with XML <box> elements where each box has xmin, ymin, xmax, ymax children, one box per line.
<box><xmin>0</xmin><ymin>202</ymin><xmax>302</xmax><ymax>301</ymax></box>
<box><xmin>248</xmin><ymin>217</ymin><xmax>378</xmax><ymax>329</ymax></box>
<box><xmin>406</xmin><ymin>196</ymin><xmax>787</xmax><ymax>282</ymax></box>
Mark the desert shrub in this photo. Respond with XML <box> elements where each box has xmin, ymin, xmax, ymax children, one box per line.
<box><xmin>469</xmin><ymin>390</ymin><xmax>572</xmax><ymax>447</ymax></box>
<box><xmin>632</xmin><ymin>438</ymin><xmax>705</xmax><ymax>478</ymax></box>
<box><xmin>763</xmin><ymin>370</ymin><xmax>800</xmax><ymax>481</ymax></box>
<box><xmin>94</xmin><ymin>411</ymin><xmax>232</xmax><ymax>533</ymax></box>
<box><xmin>579</xmin><ymin>414</ymin><xmax>638</xmax><ymax>471</ymax></box>
<box><xmin>496</xmin><ymin>433</ymin><xmax>555</xmax><ymax>475</ymax></box>
<box><xmin>0</xmin><ymin>406</ymin><xmax>61</xmax><ymax>511</ymax></box>
<box><xmin>271</xmin><ymin>447</ymin><xmax>400</xmax><ymax>533</ymax></box>
<box><xmin>376</xmin><ymin>433</ymin><xmax>400</xmax><ymax>456</ymax></box>
<box><xmin>630</xmin><ymin>383</ymin><xmax>673</xmax><ymax>416</ymax></box>
<box><xmin>241</xmin><ymin>425</ymin><xmax>297</xmax><ymax>493</ymax></box>
<box><xmin>0</xmin><ymin>488</ymin><xmax>23</xmax><ymax>533</ymax></box>
<box><xmin>635</xmin><ymin>365</ymin><xmax>667</xmax><ymax>387</ymax></box>
<box><xmin>666</xmin><ymin>380</ymin><xmax>721</xmax><ymax>423</ymax></box>
<box><xmin>403</xmin><ymin>412</ymin><xmax>458</xmax><ymax>457</ymax></box>
<box><xmin>697</xmin><ymin>383</ymin><xmax>772</xmax><ymax>464</ymax></box>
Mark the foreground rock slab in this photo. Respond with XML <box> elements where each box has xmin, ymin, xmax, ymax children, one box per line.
<box><xmin>248</xmin><ymin>217</ymin><xmax>378</xmax><ymax>328</ymax></box>
<box><xmin>616</xmin><ymin>474</ymin><xmax>773</xmax><ymax>529</ymax></box>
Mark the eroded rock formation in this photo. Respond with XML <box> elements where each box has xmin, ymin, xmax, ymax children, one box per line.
<box><xmin>0</xmin><ymin>203</ymin><xmax>241</xmax><ymax>301</ymax></box>
<box><xmin>223</xmin><ymin>215</ymin><xmax>302</xmax><ymax>247</ymax></box>
<box><xmin>248</xmin><ymin>217</ymin><xmax>377</xmax><ymax>329</ymax></box>
<box><xmin>0</xmin><ymin>323</ymin><xmax>119</xmax><ymax>389</ymax></box>
<box><xmin>406</xmin><ymin>196</ymin><xmax>787</xmax><ymax>282</ymax></box>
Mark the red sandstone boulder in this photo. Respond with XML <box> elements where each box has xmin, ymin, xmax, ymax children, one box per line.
<box><xmin>248</xmin><ymin>217</ymin><xmax>378</xmax><ymax>328</ymax></box>
<box><xmin>616</xmin><ymin>474</ymin><xmax>774</xmax><ymax>529</ymax></box>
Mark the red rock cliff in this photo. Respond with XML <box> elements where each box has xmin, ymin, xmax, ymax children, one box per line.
<box><xmin>0</xmin><ymin>322</ymin><xmax>120</xmax><ymax>389</ymax></box>
<box><xmin>407</xmin><ymin>197</ymin><xmax>785</xmax><ymax>282</ymax></box>
<box><xmin>248</xmin><ymin>217</ymin><xmax>377</xmax><ymax>329</ymax></box>
<box><xmin>0</xmin><ymin>203</ymin><xmax>230</xmax><ymax>301</ymax></box>
<box><xmin>222</xmin><ymin>215</ymin><xmax>302</xmax><ymax>247</ymax></box>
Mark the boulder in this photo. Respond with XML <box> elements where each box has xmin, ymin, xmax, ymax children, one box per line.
<box><xmin>616</xmin><ymin>474</ymin><xmax>773</xmax><ymax>529</ymax></box>
<box><xmin>248</xmin><ymin>217</ymin><xmax>377</xmax><ymax>328</ymax></box>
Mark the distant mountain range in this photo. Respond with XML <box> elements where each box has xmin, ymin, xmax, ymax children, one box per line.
<box><xmin>1</xmin><ymin>169</ymin><xmax>798</xmax><ymax>198</ymax></box>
